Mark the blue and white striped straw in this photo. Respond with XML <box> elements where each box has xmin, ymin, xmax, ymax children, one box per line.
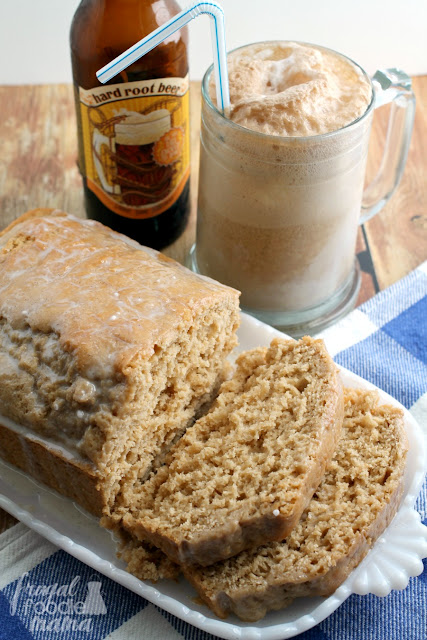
<box><xmin>96</xmin><ymin>1</ymin><xmax>230</xmax><ymax>113</ymax></box>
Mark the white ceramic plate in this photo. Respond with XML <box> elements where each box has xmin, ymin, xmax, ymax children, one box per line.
<box><xmin>0</xmin><ymin>313</ymin><xmax>426</xmax><ymax>640</ymax></box>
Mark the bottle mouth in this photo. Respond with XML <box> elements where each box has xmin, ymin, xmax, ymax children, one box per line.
<box><xmin>201</xmin><ymin>40</ymin><xmax>375</xmax><ymax>143</ymax></box>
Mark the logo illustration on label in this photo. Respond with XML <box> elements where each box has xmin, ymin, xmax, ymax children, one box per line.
<box><xmin>79</xmin><ymin>77</ymin><xmax>190</xmax><ymax>219</ymax></box>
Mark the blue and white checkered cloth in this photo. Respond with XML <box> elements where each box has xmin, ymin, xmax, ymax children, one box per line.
<box><xmin>0</xmin><ymin>262</ymin><xmax>426</xmax><ymax>640</ymax></box>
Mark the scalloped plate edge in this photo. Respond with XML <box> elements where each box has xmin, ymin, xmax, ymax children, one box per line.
<box><xmin>0</xmin><ymin>312</ymin><xmax>426</xmax><ymax>640</ymax></box>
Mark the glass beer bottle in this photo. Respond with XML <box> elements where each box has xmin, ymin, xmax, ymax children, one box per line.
<box><xmin>70</xmin><ymin>0</ymin><xmax>190</xmax><ymax>249</ymax></box>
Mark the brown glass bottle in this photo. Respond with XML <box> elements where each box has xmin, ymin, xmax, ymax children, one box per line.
<box><xmin>70</xmin><ymin>0</ymin><xmax>190</xmax><ymax>249</ymax></box>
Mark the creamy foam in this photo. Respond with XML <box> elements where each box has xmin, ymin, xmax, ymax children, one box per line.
<box><xmin>212</xmin><ymin>42</ymin><xmax>372</xmax><ymax>136</ymax></box>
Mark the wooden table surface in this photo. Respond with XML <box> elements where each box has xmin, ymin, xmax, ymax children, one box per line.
<box><xmin>0</xmin><ymin>78</ymin><xmax>426</xmax><ymax>533</ymax></box>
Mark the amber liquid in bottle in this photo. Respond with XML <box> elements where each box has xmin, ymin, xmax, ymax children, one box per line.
<box><xmin>70</xmin><ymin>0</ymin><xmax>190</xmax><ymax>249</ymax></box>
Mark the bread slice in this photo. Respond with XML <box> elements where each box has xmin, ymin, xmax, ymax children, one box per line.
<box><xmin>122</xmin><ymin>337</ymin><xmax>344</xmax><ymax>566</ymax></box>
<box><xmin>0</xmin><ymin>209</ymin><xmax>240</xmax><ymax>517</ymax></box>
<box><xmin>185</xmin><ymin>389</ymin><xmax>408</xmax><ymax>621</ymax></box>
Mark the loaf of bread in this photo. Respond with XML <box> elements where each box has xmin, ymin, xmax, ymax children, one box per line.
<box><xmin>122</xmin><ymin>337</ymin><xmax>344</xmax><ymax>566</ymax></box>
<box><xmin>185</xmin><ymin>389</ymin><xmax>408</xmax><ymax>621</ymax></box>
<box><xmin>0</xmin><ymin>209</ymin><xmax>240</xmax><ymax>517</ymax></box>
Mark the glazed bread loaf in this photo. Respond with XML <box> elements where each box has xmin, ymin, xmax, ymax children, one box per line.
<box><xmin>186</xmin><ymin>389</ymin><xmax>408</xmax><ymax>621</ymax></box>
<box><xmin>122</xmin><ymin>337</ymin><xmax>344</xmax><ymax>566</ymax></box>
<box><xmin>0</xmin><ymin>209</ymin><xmax>240</xmax><ymax>516</ymax></box>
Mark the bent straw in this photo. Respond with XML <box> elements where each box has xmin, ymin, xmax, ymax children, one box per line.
<box><xmin>96</xmin><ymin>1</ymin><xmax>230</xmax><ymax>113</ymax></box>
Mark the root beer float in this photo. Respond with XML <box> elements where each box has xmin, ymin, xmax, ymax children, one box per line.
<box><xmin>191</xmin><ymin>41</ymin><xmax>414</xmax><ymax>335</ymax></box>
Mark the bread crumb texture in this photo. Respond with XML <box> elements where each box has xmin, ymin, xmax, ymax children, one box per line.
<box><xmin>186</xmin><ymin>389</ymin><xmax>408</xmax><ymax>621</ymax></box>
<box><xmin>116</xmin><ymin>529</ymin><xmax>179</xmax><ymax>582</ymax></box>
<box><xmin>123</xmin><ymin>336</ymin><xmax>343</xmax><ymax>566</ymax></box>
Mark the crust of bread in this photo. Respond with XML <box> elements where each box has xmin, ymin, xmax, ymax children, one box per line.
<box><xmin>0</xmin><ymin>208</ymin><xmax>63</xmax><ymax>237</ymax></box>
<box><xmin>0</xmin><ymin>208</ymin><xmax>240</xmax><ymax>372</ymax></box>
<box><xmin>0</xmin><ymin>417</ymin><xmax>106</xmax><ymax>516</ymax></box>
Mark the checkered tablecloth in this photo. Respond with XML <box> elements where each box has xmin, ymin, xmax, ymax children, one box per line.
<box><xmin>0</xmin><ymin>262</ymin><xmax>426</xmax><ymax>640</ymax></box>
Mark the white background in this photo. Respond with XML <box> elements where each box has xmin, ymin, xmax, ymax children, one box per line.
<box><xmin>0</xmin><ymin>0</ymin><xmax>425</xmax><ymax>84</ymax></box>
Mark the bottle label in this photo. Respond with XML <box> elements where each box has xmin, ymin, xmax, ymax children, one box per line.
<box><xmin>78</xmin><ymin>76</ymin><xmax>190</xmax><ymax>219</ymax></box>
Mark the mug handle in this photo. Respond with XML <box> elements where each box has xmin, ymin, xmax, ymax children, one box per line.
<box><xmin>360</xmin><ymin>68</ymin><xmax>416</xmax><ymax>224</ymax></box>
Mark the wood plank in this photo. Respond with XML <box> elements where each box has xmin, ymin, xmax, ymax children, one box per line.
<box><xmin>0</xmin><ymin>85</ymin><xmax>85</xmax><ymax>229</ymax></box>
